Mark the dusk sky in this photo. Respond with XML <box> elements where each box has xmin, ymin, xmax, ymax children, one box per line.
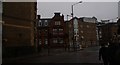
<box><xmin>37</xmin><ymin>2</ymin><xmax>118</xmax><ymax>21</ymax></box>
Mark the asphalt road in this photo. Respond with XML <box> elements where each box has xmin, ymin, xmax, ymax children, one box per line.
<box><xmin>3</xmin><ymin>46</ymin><xmax>103</xmax><ymax>65</ymax></box>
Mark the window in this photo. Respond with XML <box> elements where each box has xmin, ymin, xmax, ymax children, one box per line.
<box><xmin>59</xmin><ymin>32</ymin><xmax>63</xmax><ymax>35</ymax></box>
<box><xmin>44</xmin><ymin>20</ymin><xmax>48</xmax><ymax>26</ymax></box>
<box><xmin>81</xmin><ymin>31</ymin><xmax>83</xmax><ymax>33</ymax></box>
<box><xmin>38</xmin><ymin>20</ymin><xmax>42</xmax><ymax>26</ymax></box>
<box><xmin>99</xmin><ymin>35</ymin><xmax>102</xmax><ymax>38</ymax></box>
<box><xmin>74</xmin><ymin>29</ymin><xmax>78</xmax><ymax>34</ymax></box>
<box><xmin>69</xmin><ymin>24</ymin><xmax>72</xmax><ymax>27</ymax></box>
<box><xmin>53</xmin><ymin>32</ymin><xmax>57</xmax><ymax>35</ymax></box>
<box><xmin>45</xmin><ymin>30</ymin><xmax>47</xmax><ymax>32</ymax></box>
<box><xmin>80</xmin><ymin>25</ymin><xmax>83</xmax><ymax>28</ymax></box>
<box><xmin>87</xmin><ymin>25</ymin><xmax>89</xmax><ymax>28</ymax></box>
<box><xmin>53</xmin><ymin>38</ymin><xmax>58</xmax><ymax>43</ymax></box>
<box><xmin>53</xmin><ymin>29</ymin><xmax>57</xmax><ymax>31</ymax></box>
<box><xmin>81</xmin><ymin>36</ymin><xmax>84</xmax><ymax>39</ymax></box>
<box><xmin>45</xmin><ymin>39</ymin><xmax>48</xmax><ymax>44</ymax></box>
<box><xmin>55</xmin><ymin>21</ymin><xmax>61</xmax><ymax>25</ymax></box>
<box><xmin>39</xmin><ymin>39</ymin><xmax>41</xmax><ymax>45</ymax></box>
<box><xmin>59</xmin><ymin>29</ymin><xmax>63</xmax><ymax>31</ymax></box>
<box><xmin>99</xmin><ymin>31</ymin><xmax>101</xmax><ymax>34</ymax></box>
<box><xmin>59</xmin><ymin>38</ymin><xmax>63</xmax><ymax>44</ymax></box>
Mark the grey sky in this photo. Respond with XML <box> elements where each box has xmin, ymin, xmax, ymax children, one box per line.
<box><xmin>37</xmin><ymin>2</ymin><xmax>118</xmax><ymax>21</ymax></box>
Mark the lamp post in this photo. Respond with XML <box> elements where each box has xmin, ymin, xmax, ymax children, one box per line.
<box><xmin>67</xmin><ymin>15</ymin><xmax>72</xmax><ymax>21</ymax></box>
<box><xmin>71</xmin><ymin>1</ymin><xmax>82</xmax><ymax>18</ymax></box>
<box><xmin>71</xmin><ymin>1</ymin><xmax>82</xmax><ymax>51</ymax></box>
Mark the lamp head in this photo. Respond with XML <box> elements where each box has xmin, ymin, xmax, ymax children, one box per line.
<box><xmin>78</xmin><ymin>1</ymin><xmax>82</xmax><ymax>3</ymax></box>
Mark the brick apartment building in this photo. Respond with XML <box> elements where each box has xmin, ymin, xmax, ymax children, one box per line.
<box><xmin>68</xmin><ymin>17</ymin><xmax>79</xmax><ymax>50</ymax></box>
<box><xmin>2</xmin><ymin>2</ymin><xmax>37</xmax><ymax>57</ymax></box>
<box><xmin>49</xmin><ymin>13</ymin><xmax>68</xmax><ymax>48</ymax></box>
<box><xmin>98</xmin><ymin>22</ymin><xmax>118</xmax><ymax>45</ymax></box>
<box><xmin>79</xmin><ymin>17</ymin><xmax>97</xmax><ymax>47</ymax></box>
<box><xmin>37</xmin><ymin>17</ymin><xmax>51</xmax><ymax>51</ymax></box>
<box><xmin>68</xmin><ymin>17</ymin><xmax>97</xmax><ymax>49</ymax></box>
<box><xmin>37</xmin><ymin>12</ymin><xmax>68</xmax><ymax>51</ymax></box>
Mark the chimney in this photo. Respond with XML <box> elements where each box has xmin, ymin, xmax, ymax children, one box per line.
<box><xmin>54</xmin><ymin>12</ymin><xmax>60</xmax><ymax>17</ymax></box>
<box><xmin>37</xmin><ymin>15</ymin><xmax>41</xmax><ymax>19</ymax></box>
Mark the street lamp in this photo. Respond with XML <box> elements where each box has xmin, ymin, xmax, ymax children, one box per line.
<box><xmin>71</xmin><ymin>1</ymin><xmax>82</xmax><ymax>18</ymax></box>
<box><xmin>71</xmin><ymin>1</ymin><xmax>82</xmax><ymax>51</ymax></box>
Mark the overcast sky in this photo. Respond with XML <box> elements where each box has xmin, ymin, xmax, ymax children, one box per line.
<box><xmin>37</xmin><ymin>2</ymin><xmax>118</xmax><ymax>21</ymax></box>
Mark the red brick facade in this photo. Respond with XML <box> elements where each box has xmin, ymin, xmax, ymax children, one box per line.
<box><xmin>99</xmin><ymin>23</ymin><xmax>118</xmax><ymax>45</ymax></box>
<box><xmin>2</xmin><ymin>2</ymin><xmax>37</xmax><ymax>57</ymax></box>
<box><xmin>49</xmin><ymin>13</ymin><xmax>67</xmax><ymax>48</ymax></box>
<box><xmin>79</xmin><ymin>18</ymin><xmax>97</xmax><ymax>47</ymax></box>
<box><xmin>37</xmin><ymin>13</ymin><xmax>68</xmax><ymax>49</ymax></box>
<box><xmin>68</xmin><ymin>17</ymin><xmax>97</xmax><ymax>48</ymax></box>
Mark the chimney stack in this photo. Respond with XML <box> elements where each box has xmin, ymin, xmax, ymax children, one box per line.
<box><xmin>54</xmin><ymin>12</ymin><xmax>60</xmax><ymax>16</ymax></box>
<box><xmin>37</xmin><ymin>15</ymin><xmax>41</xmax><ymax>19</ymax></box>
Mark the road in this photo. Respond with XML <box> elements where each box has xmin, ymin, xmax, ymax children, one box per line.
<box><xmin>3</xmin><ymin>46</ymin><xmax>103</xmax><ymax>65</ymax></box>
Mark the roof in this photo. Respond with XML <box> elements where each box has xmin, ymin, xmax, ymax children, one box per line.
<box><xmin>40</xmin><ymin>18</ymin><xmax>52</xmax><ymax>20</ymax></box>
